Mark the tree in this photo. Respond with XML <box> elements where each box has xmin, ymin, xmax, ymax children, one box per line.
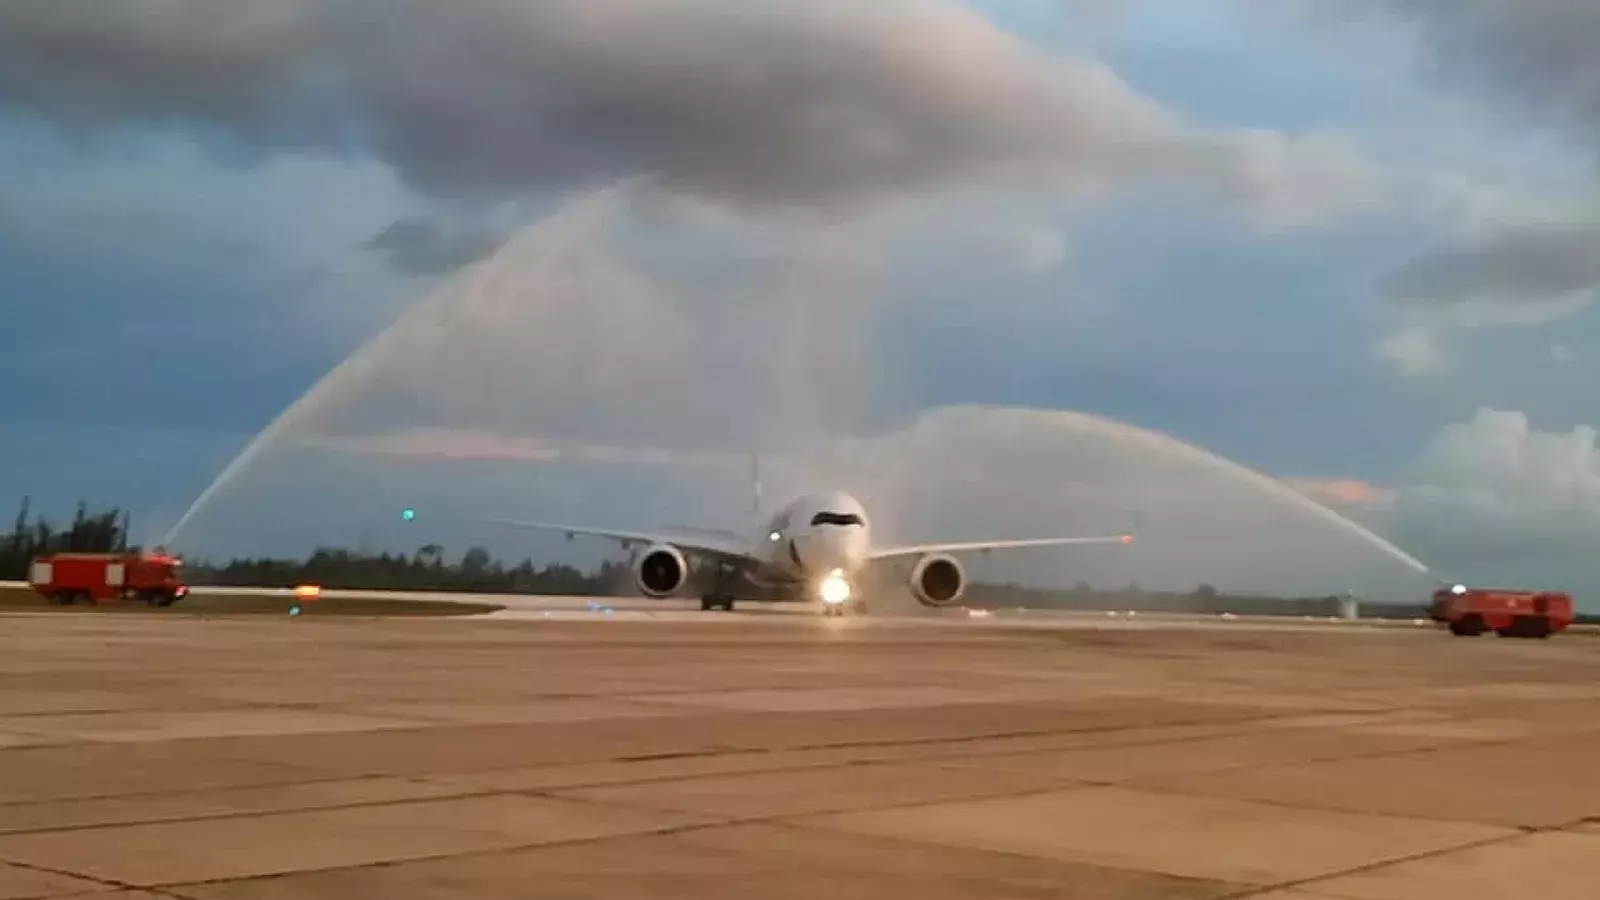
<box><xmin>11</xmin><ymin>496</ymin><xmax>28</xmax><ymax>554</ymax></box>
<box><xmin>69</xmin><ymin>501</ymin><xmax>86</xmax><ymax>551</ymax></box>
<box><xmin>0</xmin><ymin>499</ymin><xmax>133</xmax><ymax>579</ymax></box>
<box><xmin>460</xmin><ymin>547</ymin><xmax>491</xmax><ymax>575</ymax></box>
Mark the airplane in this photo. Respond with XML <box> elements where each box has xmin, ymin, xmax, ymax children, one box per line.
<box><xmin>406</xmin><ymin>482</ymin><xmax>1135</xmax><ymax>616</ymax></box>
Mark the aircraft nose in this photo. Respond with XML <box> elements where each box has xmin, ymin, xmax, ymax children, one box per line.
<box><xmin>797</xmin><ymin>530</ymin><xmax>852</xmax><ymax>571</ymax></box>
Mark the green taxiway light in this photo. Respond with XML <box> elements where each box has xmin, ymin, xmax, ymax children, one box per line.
<box><xmin>401</xmin><ymin>508</ymin><xmax>416</xmax><ymax>522</ymax></box>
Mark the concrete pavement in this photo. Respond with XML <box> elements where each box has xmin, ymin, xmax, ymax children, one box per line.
<box><xmin>0</xmin><ymin>611</ymin><xmax>1597</xmax><ymax>898</ymax></box>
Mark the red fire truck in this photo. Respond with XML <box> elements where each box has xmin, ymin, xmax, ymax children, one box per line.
<box><xmin>28</xmin><ymin>552</ymin><xmax>189</xmax><ymax>607</ymax></box>
<box><xmin>1428</xmin><ymin>584</ymin><xmax>1574</xmax><ymax>638</ymax></box>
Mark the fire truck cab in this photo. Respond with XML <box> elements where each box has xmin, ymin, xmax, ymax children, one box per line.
<box><xmin>29</xmin><ymin>552</ymin><xmax>190</xmax><ymax>607</ymax></box>
<box><xmin>1428</xmin><ymin>584</ymin><xmax>1573</xmax><ymax>639</ymax></box>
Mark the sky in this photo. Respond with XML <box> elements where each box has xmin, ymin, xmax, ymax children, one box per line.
<box><xmin>3</xmin><ymin>0</ymin><xmax>1600</xmax><ymax>605</ymax></box>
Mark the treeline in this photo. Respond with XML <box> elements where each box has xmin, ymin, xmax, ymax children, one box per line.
<box><xmin>968</xmin><ymin>581</ymin><xmax>1432</xmax><ymax>621</ymax></box>
<box><xmin>185</xmin><ymin>547</ymin><xmax>637</xmax><ymax>596</ymax></box>
<box><xmin>0</xmin><ymin>497</ymin><xmax>130</xmax><ymax>580</ymax></box>
<box><xmin>0</xmin><ymin>500</ymin><xmax>640</xmax><ymax>595</ymax></box>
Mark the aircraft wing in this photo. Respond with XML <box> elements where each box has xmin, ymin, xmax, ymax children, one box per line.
<box><xmin>465</xmin><ymin>517</ymin><xmax>751</xmax><ymax>562</ymax></box>
<box><xmin>869</xmin><ymin>533</ymin><xmax>1134</xmax><ymax>562</ymax></box>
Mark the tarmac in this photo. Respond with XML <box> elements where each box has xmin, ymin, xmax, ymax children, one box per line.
<box><xmin>1</xmin><ymin>605</ymin><xmax>1598</xmax><ymax>899</ymax></box>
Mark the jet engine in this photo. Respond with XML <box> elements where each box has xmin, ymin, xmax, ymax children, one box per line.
<box><xmin>634</xmin><ymin>544</ymin><xmax>689</xmax><ymax>598</ymax></box>
<box><xmin>909</xmin><ymin>553</ymin><xmax>966</xmax><ymax>608</ymax></box>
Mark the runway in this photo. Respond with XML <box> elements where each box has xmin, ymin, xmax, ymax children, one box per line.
<box><xmin>1</xmin><ymin>610</ymin><xmax>1598</xmax><ymax>898</ymax></box>
<box><xmin>191</xmin><ymin>584</ymin><xmax>1461</xmax><ymax>632</ymax></box>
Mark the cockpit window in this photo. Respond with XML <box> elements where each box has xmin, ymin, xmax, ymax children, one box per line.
<box><xmin>810</xmin><ymin>512</ymin><xmax>864</xmax><ymax>527</ymax></box>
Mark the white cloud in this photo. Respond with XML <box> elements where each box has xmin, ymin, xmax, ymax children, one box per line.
<box><xmin>1392</xmin><ymin>407</ymin><xmax>1600</xmax><ymax>594</ymax></box>
<box><xmin>1201</xmin><ymin>130</ymin><xmax>1391</xmax><ymax>231</ymax></box>
<box><xmin>1376</xmin><ymin>326</ymin><xmax>1445</xmax><ymax>376</ymax></box>
<box><xmin>986</xmin><ymin>223</ymin><xmax>1073</xmax><ymax>273</ymax></box>
<box><xmin>1408</xmin><ymin>409</ymin><xmax>1600</xmax><ymax>513</ymax></box>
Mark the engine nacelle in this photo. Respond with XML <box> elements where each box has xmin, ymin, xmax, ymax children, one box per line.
<box><xmin>634</xmin><ymin>544</ymin><xmax>689</xmax><ymax>598</ymax></box>
<box><xmin>909</xmin><ymin>553</ymin><xmax>966</xmax><ymax>608</ymax></box>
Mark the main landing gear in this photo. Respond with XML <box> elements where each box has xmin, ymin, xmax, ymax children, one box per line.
<box><xmin>700</xmin><ymin>561</ymin><xmax>739</xmax><ymax>612</ymax></box>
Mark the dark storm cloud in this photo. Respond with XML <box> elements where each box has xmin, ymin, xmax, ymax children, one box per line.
<box><xmin>1366</xmin><ymin>0</ymin><xmax>1600</xmax><ymax>158</ymax></box>
<box><xmin>362</xmin><ymin>217</ymin><xmax>505</xmax><ymax>277</ymax></box>
<box><xmin>1320</xmin><ymin>2</ymin><xmax>1600</xmax><ymax>320</ymax></box>
<box><xmin>1386</xmin><ymin>220</ymin><xmax>1600</xmax><ymax>311</ymax></box>
<box><xmin>0</xmin><ymin>0</ymin><xmax>1374</xmax><ymax>216</ymax></box>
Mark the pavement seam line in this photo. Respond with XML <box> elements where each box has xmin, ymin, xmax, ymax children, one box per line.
<box><xmin>0</xmin><ymin>767</ymin><xmax>404</xmax><ymax>811</ymax></box>
<box><xmin>0</xmin><ymin>726</ymin><xmax>1287</xmax><ymax>837</ymax></box>
<box><xmin>134</xmin><ymin>777</ymin><xmax>1134</xmax><ymax>892</ymax></box>
<box><xmin>0</xmin><ymin>707</ymin><xmax>1299</xmax><ymax>807</ymax></box>
<box><xmin>0</xmin><ymin>785</ymin><xmax>567</xmax><ymax>837</ymax></box>
<box><xmin>1131</xmin><ymin>765</ymin><xmax>1596</xmax><ymax>831</ymax></box>
<box><xmin>768</xmin><ymin>790</ymin><xmax>1528</xmax><ymax>900</ymax></box>
<box><xmin>0</xmin><ymin>704</ymin><xmax>1270</xmax><ymax>757</ymax></box>
<box><xmin>1215</xmin><ymin>829</ymin><xmax>1542</xmax><ymax>900</ymax></box>
<box><xmin>0</xmin><ymin>706</ymin><xmax>1516</xmax><ymax>834</ymax></box>
<box><xmin>0</xmin><ymin>853</ymin><xmax>196</xmax><ymax>900</ymax></box>
<box><xmin>760</xmin><ymin>814</ymin><xmax>1249</xmax><ymax>895</ymax></box>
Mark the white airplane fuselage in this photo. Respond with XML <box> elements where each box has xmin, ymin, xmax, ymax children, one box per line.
<box><xmin>746</xmin><ymin>490</ymin><xmax>872</xmax><ymax>591</ymax></box>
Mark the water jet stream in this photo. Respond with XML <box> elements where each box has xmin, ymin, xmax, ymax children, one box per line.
<box><xmin>157</xmin><ymin>181</ymin><xmax>640</xmax><ymax>549</ymax></box>
<box><xmin>1002</xmin><ymin>406</ymin><xmax>1430</xmax><ymax>576</ymax></box>
<box><xmin>156</xmin><ymin>178</ymin><xmax>1432</xmax><ymax>595</ymax></box>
